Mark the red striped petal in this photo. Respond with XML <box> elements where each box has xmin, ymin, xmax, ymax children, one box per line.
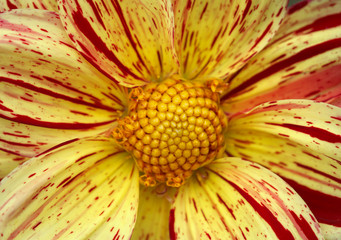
<box><xmin>0</xmin><ymin>0</ymin><xmax>57</xmax><ymax>12</ymax></box>
<box><xmin>0</xmin><ymin>10</ymin><xmax>128</xmax><ymax>163</ymax></box>
<box><xmin>226</xmin><ymin>100</ymin><xmax>341</xmax><ymax>233</ymax></box>
<box><xmin>131</xmin><ymin>186</ymin><xmax>173</xmax><ymax>240</ymax></box>
<box><xmin>222</xmin><ymin>0</ymin><xmax>341</xmax><ymax>114</ymax></box>
<box><xmin>0</xmin><ymin>149</ymin><xmax>28</xmax><ymax>179</ymax></box>
<box><xmin>59</xmin><ymin>0</ymin><xmax>179</xmax><ymax>87</ymax></box>
<box><xmin>0</xmin><ymin>137</ymin><xmax>139</xmax><ymax>239</ymax></box>
<box><xmin>170</xmin><ymin>158</ymin><xmax>323</xmax><ymax>239</ymax></box>
<box><xmin>172</xmin><ymin>0</ymin><xmax>286</xmax><ymax>82</ymax></box>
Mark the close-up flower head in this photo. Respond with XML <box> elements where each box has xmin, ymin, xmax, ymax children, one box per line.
<box><xmin>0</xmin><ymin>0</ymin><xmax>340</xmax><ymax>239</ymax></box>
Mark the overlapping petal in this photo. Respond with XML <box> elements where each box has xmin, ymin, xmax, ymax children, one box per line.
<box><xmin>0</xmin><ymin>150</ymin><xmax>28</xmax><ymax>179</ymax></box>
<box><xmin>58</xmin><ymin>0</ymin><xmax>179</xmax><ymax>87</ymax></box>
<box><xmin>226</xmin><ymin>100</ymin><xmax>341</xmax><ymax>234</ymax></box>
<box><xmin>222</xmin><ymin>0</ymin><xmax>341</xmax><ymax>113</ymax></box>
<box><xmin>172</xmin><ymin>0</ymin><xmax>286</xmax><ymax>82</ymax></box>
<box><xmin>320</xmin><ymin>223</ymin><xmax>341</xmax><ymax>240</ymax></box>
<box><xmin>0</xmin><ymin>0</ymin><xmax>57</xmax><ymax>12</ymax></box>
<box><xmin>0</xmin><ymin>137</ymin><xmax>139</xmax><ymax>239</ymax></box>
<box><xmin>0</xmin><ymin>10</ymin><xmax>128</xmax><ymax>164</ymax></box>
<box><xmin>170</xmin><ymin>157</ymin><xmax>323</xmax><ymax>239</ymax></box>
<box><xmin>131</xmin><ymin>186</ymin><xmax>173</xmax><ymax>240</ymax></box>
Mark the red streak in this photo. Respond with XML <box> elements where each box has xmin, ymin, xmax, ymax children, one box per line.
<box><xmin>71</xmin><ymin>1</ymin><xmax>143</xmax><ymax>80</ymax></box>
<box><xmin>241</xmin><ymin>0</ymin><xmax>252</xmax><ymax>23</ymax></box>
<box><xmin>267</xmin><ymin>123</ymin><xmax>341</xmax><ymax>143</ymax></box>
<box><xmin>57</xmin><ymin>176</ymin><xmax>72</xmax><ymax>188</ymax></box>
<box><xmin>295</xmin><ymin>162</ymin><xmax>341</xmax><ymax>184</ymax></box>
<box><xmin>223</xmin><ymin>38</ymin><xmax>341</xmax><ymax>99</ymax></box>
<box><xmin>0</xmin><ymin>112</ymin><xmax>113</xmax><ymax>130</ymax></box>
<box><xmin>288</xmin><ymin>0</ymin><xmax>309</xmax><ymax>14</ymax></box>
<box><xmin>289</xmin><ymin>211</ymin><xmax>319</xmax><ymax>240</ymax></box>
<box><xmin>32</xmin><ymin>221</ymin><xmax>42</xmax><ymax>230</ymax></box>
<box><xmin>169</xmin><ymin>208</ymin><xmax>177</xmax><ymax>240</ymax></box>
<box><xmin>283</xmin><ymin>177</ymin><xmax>341</xmax><ymax>226</ymax></box>
<box><xmin>1</xmin><ymin>76</ymin><xmax>116</xmax><ymax>111</ymax></box>
<box><xmin>213</xmin><ymin>171</ymin><xmax>295</xmax><ymax>239</ymax></box>
<box><xmin>250</xmin><ymin>22</ymin><xmax>273</xmax><ymax>50</ymax></box>
<box><xmin>295</xmin><ymin>13</ymin><xmax>341</xmax><ymax>34</ymax></box>
<box><xmin>36</xmin><ymin>138</ymin><xmax>78</xmax><ymax>157</ymax></box>
<box><xmin>6</xmin><ymin>0</ymin><xmax>17</xmax><ymax>9</ymax></box>
<box><xmin>217</xmin><ymin>193</ymin><xmax>236</xmax><ymax>219</ymax></box>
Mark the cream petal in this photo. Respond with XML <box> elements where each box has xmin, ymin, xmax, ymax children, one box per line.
<box><xmin>0</xmin><ymin>9</ymin><xmax>128</xmax><ymax>161</ymax></box>
<box><xmin>131</xmin><ymin>186</ymin><xmax>174</xmax><ymax>240</ymax></box>
<box><xmin>170</xmin><ymin>158</ymin><xmax>323</xmax><ymax>239</ymax></box>
<box><xmin>226</xmin><ymin>99</ymin><xmax>341</xmax><ymax>232</ymax></box>
<box><xmin>59</xmin><ymin>0</ymin><xmax>179</xmax><ymax>87</ymax></box>
<box><xmin>172</xmin><ymin>0</ymin><xmax>286</xmax><ymax>81</ymax></box>
<box><xmin>320</xmin><ymin>223</ymin><xmax>341</xmax><ymax>240</ymax></box>
<box><xmin>222</xmin><ymin>0</ymin><xmax>341</xmax><ymax>113</ymax></box>
<box><xmin>0</xmin><ymin>149</ymin><xmax>28</xmax><ymax>179</ymax></box>
<box><xmin>0</xmin><ymin>137</ymin><xmax>139</xmax><ymax>239</ymax></box>
<box><xmin>0</xmin><ymin>0</ymin><xmax>57</xmax><ymax>12</ymax></box>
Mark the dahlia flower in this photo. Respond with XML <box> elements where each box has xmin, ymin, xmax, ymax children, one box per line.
<box><xmin>0</xmin><ymin>0</ymin><xmax>340</xmax><ymax>239</ymax></box>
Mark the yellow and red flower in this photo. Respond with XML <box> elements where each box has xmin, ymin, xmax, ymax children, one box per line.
<box><xmin>0</xmin><ymin>0</ymin><xmax>340</xmax><ymax>239</ymax></box>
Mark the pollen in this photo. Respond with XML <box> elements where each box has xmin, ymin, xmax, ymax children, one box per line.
<box><xmin>112</xmin><ymin>77</ymin><xmax>228</xmax><ymax>187</ymax></box>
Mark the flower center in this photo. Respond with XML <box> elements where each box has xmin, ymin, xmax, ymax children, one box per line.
<box><xmin>112</xmin><ymin>77</ymin><xmax>227</xmax><ymax>187</ymax></box>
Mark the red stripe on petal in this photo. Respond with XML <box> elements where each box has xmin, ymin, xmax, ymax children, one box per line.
<box><xmin>0</xmin><ymin>113</ymin><xmax>114</xmax><ymax>129</ymax></box>
<box><xmin>283</xmin><ymin>177</ymin><xmax>341</xmax><ymax>227</ymax></box>
<box><xmin>5</xmin><ymin>0</ymin><xmax>17</xmax><ymax>9</ymax></box>
<box><xmin>1</xmin><ymin>77</ymin><xmax>116</xmax><ymax>111</ymax></box>
<box><xmin>241</xmin><ymin>0</ymin><xmax>252</xmax><ymax>23</ymax></box>
<box><xmin>70</xmin><ymin>1</ymin><xmax>143</xmax><ymax>81</ymax></box>
<box><xmin>35</xmin><ymin>138</ymin><xmax>79</xmax><ymax>157</ymax></box>
<box><xmin>169</xmin><ymin>208</ymin><xmax>177</xmax><ymax>240</ymax></box>
<box><xmin>288</xmin><ymin>0</ymin><xmax>309</xmax><ymax>14</ymax></box>
<box><xmin>295</xmin><ymin>162</ymin><xmax>341</xmax><ymax>184</ymax></box>
<box><xmin>266</xmin><ymin>123</ymin><xmax>341</xmax><ymax>143</ymax></box>
<box><xmin>224</xmin><ymin>38</ymin><xmax>341</xmax><ymax>99</ymax></box>
<box><xmin>214</xmin><ymin>171</ymin><xmax>296</xmax><ymax>240</ymax></box>
<box><xmin>111</xmin><ymin>0</ymin><xmax>149</xmax><ymax>73</ymax></box>
<box><xmin>250</xmin><ymin>22</ymin><xmax>273</xmax><ymax>50</ymax></box>
<box><xmin>289</xmin><ymin>211</ymin><xmax>319</xmax><ymax>240</ymax></box>
<box><xmin>295</xmin><ymin>13</ymin><xmax>341</xmax><ymax>34</ymax></box>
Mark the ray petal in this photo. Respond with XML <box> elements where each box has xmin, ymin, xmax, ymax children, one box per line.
<box><xmin>0</xmin><ymin>149</ymin><xmax>28</xmax><ymax>179</ymax></box>
<box><xmin>0</xmin><ymin>0</ymin><xmax>57</xmax><ymax>12</ymax></box>
<box><xmin>131</xmin><ymin>186</ymin><xmax>173</xmax><ymax>240</ymax></box>
<box><xmin>222</xmin><ymin>0</ymin><xmax>341</xmax><ymax>113</ymax></box>
<box><xmin>0</xmin><ymin>137</ymin><xmax>139</xmax><ymax>239</ymax></box>
<box><xmin>170</xmin><ymin>157</ymin><xmax>323</xmax><ymax>239</ymax></box>
<box><xmin>226</xmin><ymin>99</ymin><xmax>341</xmax><ymax>235</ymax></box>
<box><xmin>59</xmin><ymin>0</ymin><xmax>179</xmax><ymax>87</ymax></box>
<box><xmin>172</xmin><ymin>0</ymin><xmax>286</xmax><ymax>82</ymax></box>
<box><xmin>0</xmin><ymin>9</ymin><xmax>128</xmax><ymax>162</ymax></box>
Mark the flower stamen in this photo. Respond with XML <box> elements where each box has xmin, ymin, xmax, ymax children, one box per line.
<box><xmin>206</xmin><ymin>78</ymin><xmax>229</xmax><ymax>94</ymax></box>
<box><xmin>113</xmin><ymin>77</ymin><xmax>228</xmax><ymax>187</ymax></box>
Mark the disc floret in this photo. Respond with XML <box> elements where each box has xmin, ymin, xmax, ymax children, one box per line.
<box><xmin>113</xmin><ymin>77</ymin><xmax>227</xmax><ymax>187</ymax></box>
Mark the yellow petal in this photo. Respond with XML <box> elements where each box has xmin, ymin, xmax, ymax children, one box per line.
<box><xmin>0</xmin><ymin>137</ymin><xmax>139</xmax><ymax>239</ymax></box>
<box><xmin>0</xmin><ymin>9</ymin><xmax>128</xmax><ymax>160</ymax></box>
<box><xmin>226</xmin><ymin>99</ymin><xmax>341</xmax><ymax>231</ymax></box>
<box><xmin>173</xmin><ymin>0</ymin><xmax>286</xmax><ymax>82</ymax></box>
<box><xmin>320</xmin><ymin>223</ymin><xmax>341</xmax><ymax>240</ymax></box>
<box><xmin>222</xmin><ymin>0</ymin><xmax>341</xmax><ymax>113</ymax></box>
<box><xmin>0</xmin><ymin>0</ymin><xmax>57</xmax><ymax>12</ymax></box>
<box><xmin>59</xmin><ymin>0</ymin><xmax>179</xmax><ymax>87</ymax></box>
<box><xmin>131</xmin><ymin>186</ymin><xmax>174</xmax><ymax>240</ymax></box>
<box><xmin>228</xmin><ymin>100</ymin><xmax>341</xmax><ymax>159</ymax></box>
<box><xmin>0</xmin><ymin>150</ymin><xmax>28</xmax><ymax>179</ymax></box>
<box><xmin>171</xmin><ymin>157</ymin><xmax>323</xmax><ymax>239</ymax></box>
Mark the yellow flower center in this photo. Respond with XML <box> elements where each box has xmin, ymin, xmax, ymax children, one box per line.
<box><xmin>113</xmin><ymin>77</ymin><xmax>227</xmax><ymax>187</ymax></box>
